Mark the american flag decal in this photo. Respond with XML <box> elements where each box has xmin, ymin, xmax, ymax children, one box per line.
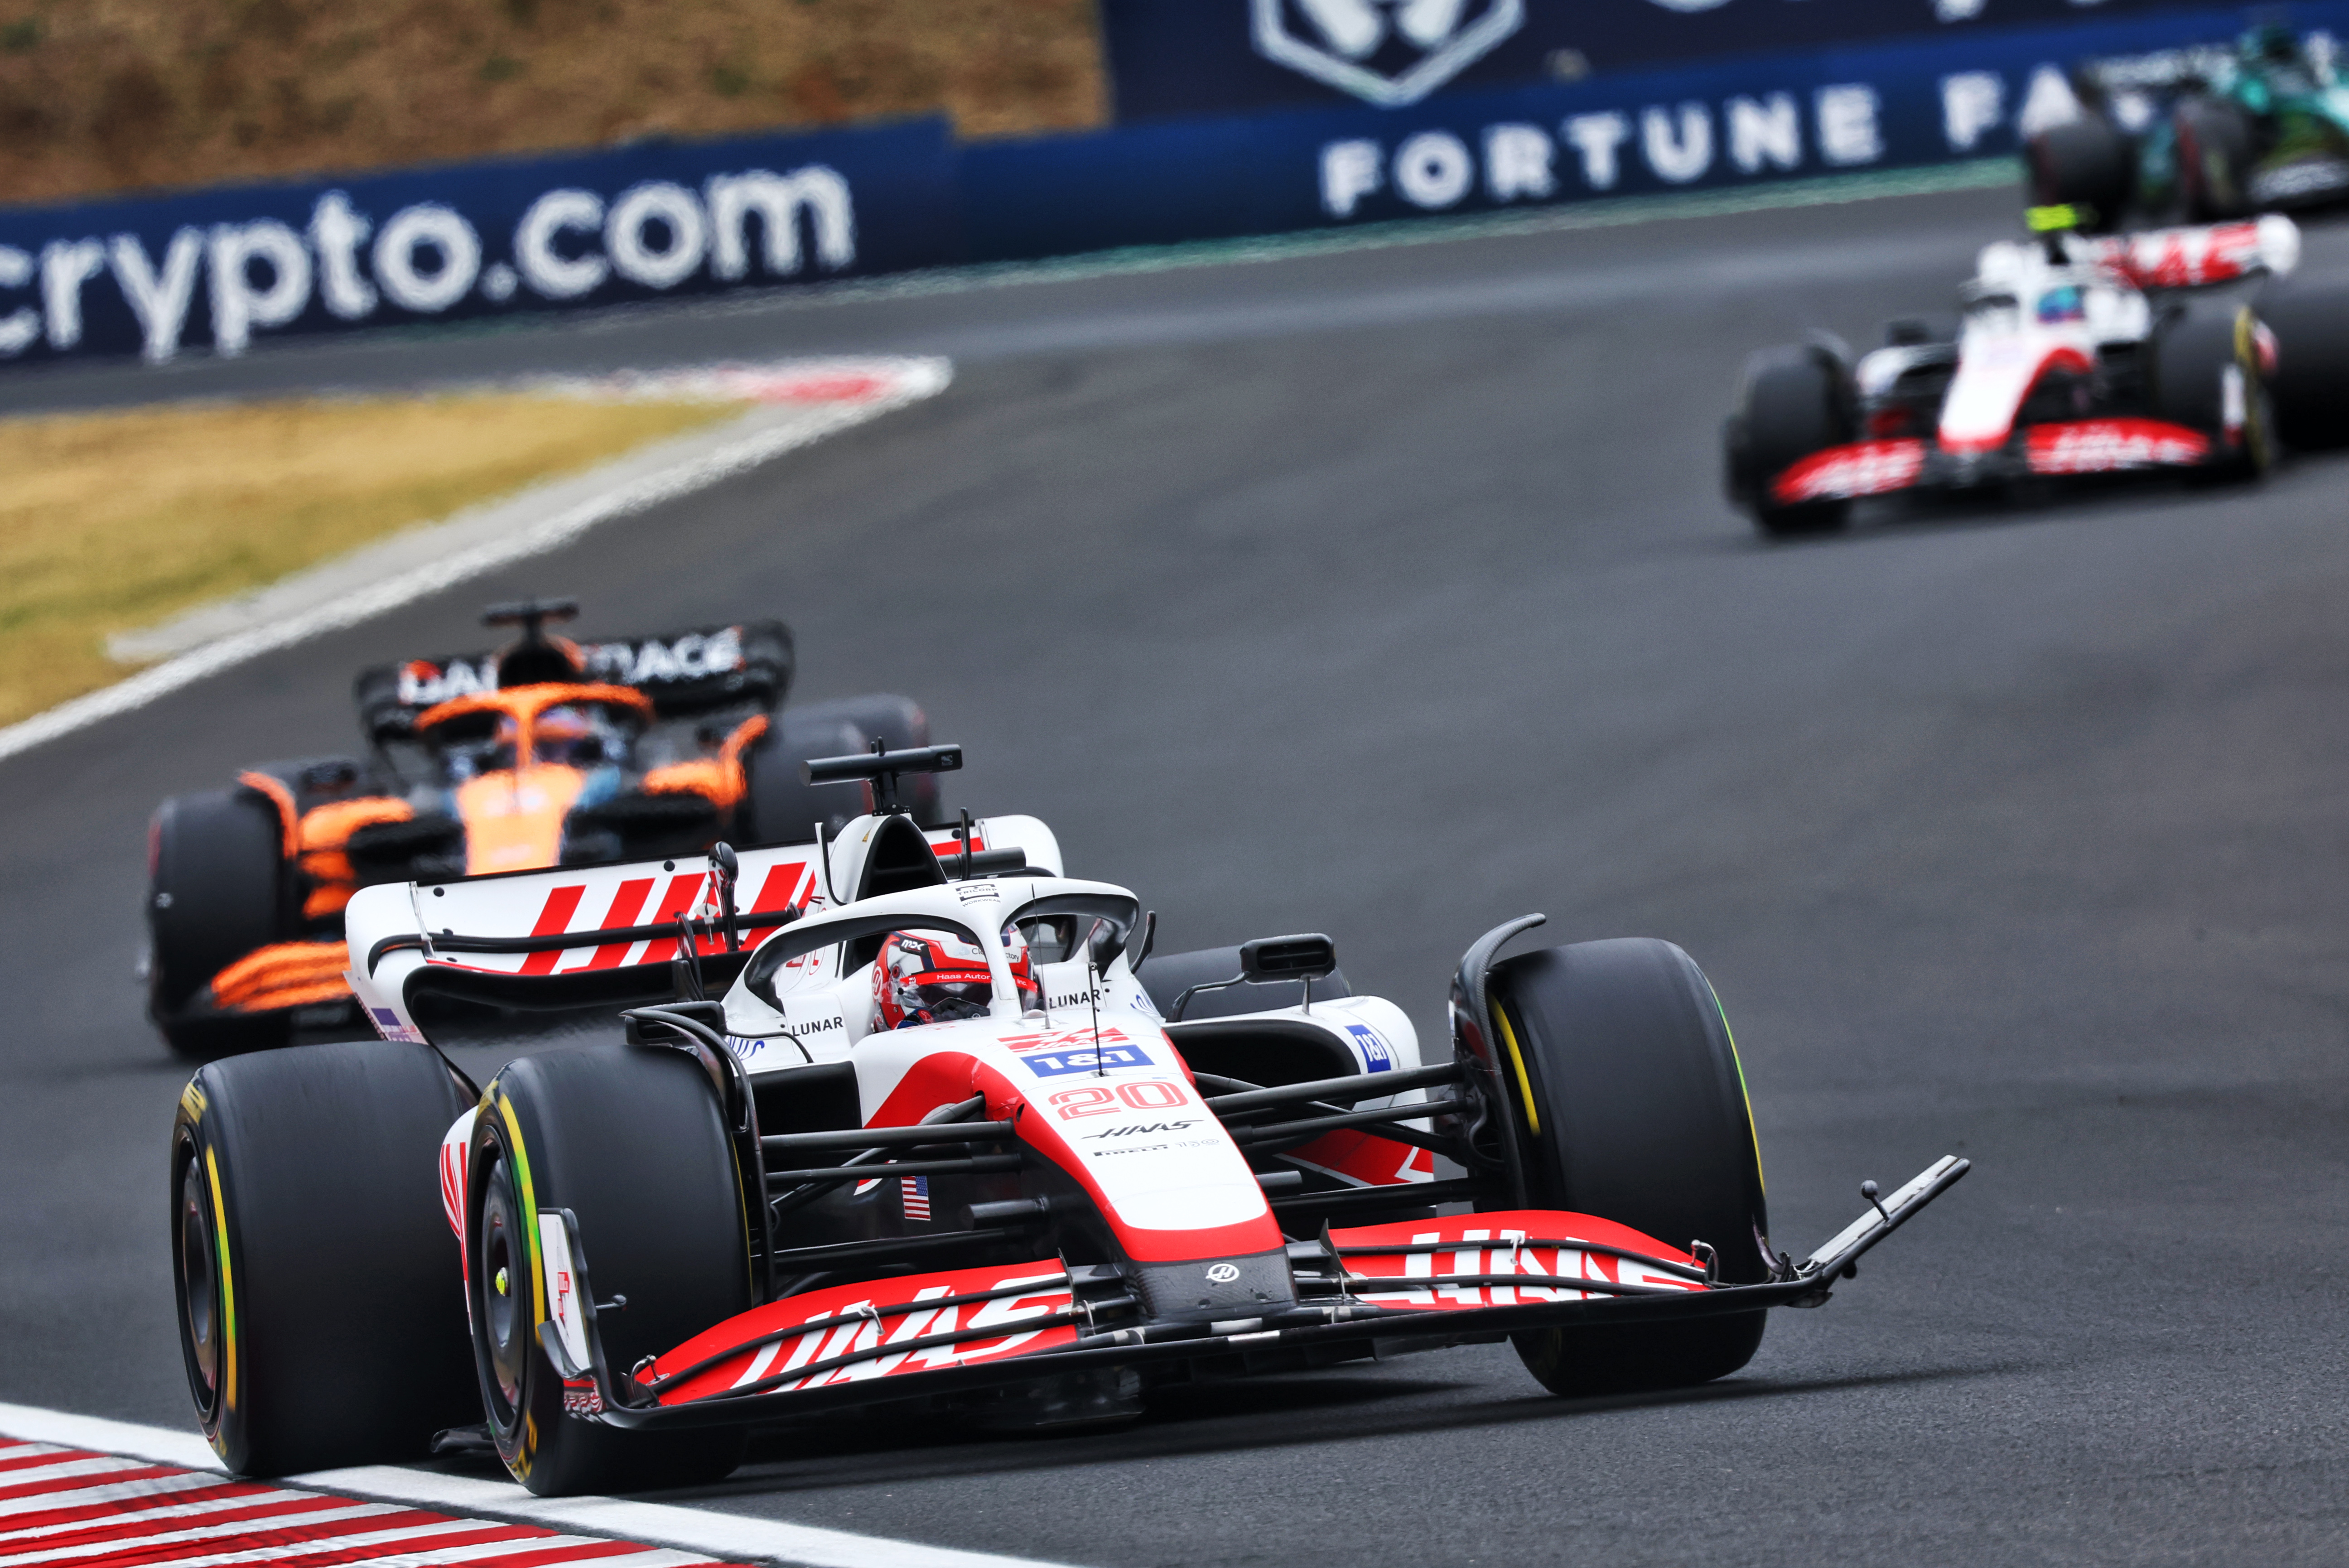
<box><xmin>901</xmin><ymin>1176</ymin><xmax>931</xmax><ymax>1221</ymax></box>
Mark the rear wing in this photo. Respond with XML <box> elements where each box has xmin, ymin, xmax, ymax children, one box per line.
<box><xmin>2072</xmin><ymin>43</ymin><xmax>2233</xmax><ymax>103</ymax></box>
<box><xmin>345</xmin><ymin>815</ymin><xmax>1062</xmax><ymax>1042</ymax></box>
<box><xmin>2089</xmin><ymin>215</ymin><xmax>2300</xmax><ymax>289</ymax></box>
<box><xmin>354</xmin><ymin>620</ymin><xmax>794</xmax><ymax>741</ymax></box>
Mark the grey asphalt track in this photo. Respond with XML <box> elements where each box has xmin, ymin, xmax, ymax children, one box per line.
<box><xmin>4</xmin><ymin>181</ymin><xmax>2347</xmax><ymax>1565</ymax></box>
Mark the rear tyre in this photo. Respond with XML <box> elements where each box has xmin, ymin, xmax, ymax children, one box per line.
<box><xmin>789</xmin><ymin>694</ymin><xmax>945</xmax><ymax>825</ymax></box>
<box><xmin>148</xmin><ymin>789</ymin><xmax>294</xmax><ymax>1059</ymax></box>
<box><xmin>1483</xmin><ymin>938</ymin><xmax>1771</xmax><ymax>1397</ymax></box>
<box><xmin>2025</xmin><ymin>115</ymin><xmax>2134</xmax><ymax>227</ymax></box>
<box><xmin>170</xmin><ymin>1039</ymin><xmax>478</xmax><ymax>1474</ymax></box>
<box><xmin>2151</xmin><ymin>303</ymin><xmax>2274</xmax><ymax>481</ymax></box>
<box><xmin>1725</xmin><ymin>346</ymin><xmax>1856</xmax><ymax>539</ymax></box>
<box><xmin>740</xmin><ymin>710</ymin><xmax>871</xmax><ymax>846</ymax></box>
<box><xmin>469</xmin><ymin>1044</ymin><xmax>751</xmax><ymax>1496</ymax></box>
<box><xmin>2257</xmin><ymin>280</ymin><xmax>2349</xmax><ymax>450</ymax></box>
<box><xmin>2176</xmin><ymin>98</ymin><xmax>2256</xmax><ymax>222</ymax></box>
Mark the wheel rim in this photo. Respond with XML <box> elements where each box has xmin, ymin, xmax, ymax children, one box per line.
<box><xmin>477</xmin><ymin>1157</ymin><xmax>530</xmax><ymax>1426</ymax></box>
<box><xmin>174</xmin><ymin>1142</ymin><xmax>222</xmax><ymax>1420</ymax></box>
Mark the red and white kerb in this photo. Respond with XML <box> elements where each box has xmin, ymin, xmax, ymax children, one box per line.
<box><xmin>0</xmin><ymin>1439</ymin><xmax>740</xmax><ymax>1567</ymax></box>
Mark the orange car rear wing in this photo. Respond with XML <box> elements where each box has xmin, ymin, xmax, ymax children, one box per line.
<box><xmin>357</xmin><ymin>620</ymin><xmax>794</xmax><ymax>742</ymax></box>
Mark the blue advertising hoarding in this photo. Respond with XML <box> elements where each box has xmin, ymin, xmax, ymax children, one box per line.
<box><xmin>970</xmin><ymin>2</ymin><xmax>2349</xmax><ymax>257</ymax></box>
<box><xmin>1098</xmin><ymin>0</ymin><xmax>2234</xmax><ymax>121</ymax></box>
<box><xmin>0</xmin><ymin>118</ymin><xmax>959</xmax><ymax>365</ymax></box>
<box><xmin>6</xmin><ymin>1</ymin><xmax>2349</xmax><ymax>371</ymax></box>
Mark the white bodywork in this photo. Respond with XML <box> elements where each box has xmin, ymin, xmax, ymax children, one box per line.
<box><xmin>365</xmin><ymin>811</ymin><xmax>1428</xmax><ymax>1267</ymax></box>
<box><xmin>1855</xmin><ymin>215</ymin><xmax>2296</xmax><ymax>458</ymax></box>
<box><xmin>346</xmin><ymin>814</ymin><xmax>1066</xmax><ymax>1043</ymax></box>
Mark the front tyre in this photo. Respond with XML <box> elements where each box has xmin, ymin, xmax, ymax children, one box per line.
<box><xmin>469</xmin><ymin>1044</ymin><xmax>752</xmax><ymax>1496</ymax></box>
<box><xmin>170</xmin><ymin>1040</ymin><xmax>478</xmax><ymax>1473</ymax></box>
<box><xmin>1725</xmin><ymin>346</ymin><xmax>1856</xmax><ymax>540</ymax></box>
<box><xmin>1482</xmin><ymin>938</ymin><xmax>1771</xmax><ymax>1397</ymax></box>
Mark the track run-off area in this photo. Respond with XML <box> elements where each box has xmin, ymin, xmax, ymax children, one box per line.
<box><xmin>2</xmin><ymin>179</ymin><xmax>2346</xmax><ymax>1566</ymax></box>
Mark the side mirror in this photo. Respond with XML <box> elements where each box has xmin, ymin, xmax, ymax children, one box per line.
<box><xmin>1167</xmin><ymin>933</ymin><xmax>1337</xmax><ymax>1021</ymax></box>
<box><xmin>1239</xmin><ymin>933</ymin><xmax>1336</xmax><ymax>984</ymax></box>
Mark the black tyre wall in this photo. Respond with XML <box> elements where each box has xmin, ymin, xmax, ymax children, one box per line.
<box><xmin>2258</xmin><ymin>280</ymin><xmax>2349</xmax><ymax>450</ymax></box>
<box><xmin>1485</xmin><ymin>938</ymin><xmax>1771</xmax><ymax>1396</ymax></box>
<box><xmin>149</xmin><ymin>789</ymin><xmax>294</xmax><ymax>1058</ymax></box>
<box><xmin>470</xmin><ymin>1044</ymin><xmax>751</xmax><ymax>1496</ymax></box>
<box><xmin>170</xmin><ymin>1039</ymin><xmax>477</xmax><ymax>1475</ymax></box>
<box><xmin>2025</xmin><ymin>116</ymin><xmax>2134</xmax><ymax>224</ymax></box>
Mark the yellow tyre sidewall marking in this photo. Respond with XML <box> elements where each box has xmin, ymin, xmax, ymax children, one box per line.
<box><xmin>1705</xmin><ymin>980</ymin><xmax>1766</xmax><ymax>1197</ymax></box>
<box><xmin>203</xmin><ymin>1146</ymin><xmax>237</xmax><ymax>1417</ymax></box>
<box><xmin>1491</xmin><ymin>999</ymin><xmax>1541</xmax><ymax>1138</ymax></box>
<box><xmin>492</xmin><ymin>1090</ymin><xmax>544</xmax><ymax>1479</ymax></box>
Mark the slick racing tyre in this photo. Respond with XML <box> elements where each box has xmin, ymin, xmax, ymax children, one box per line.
<box><xmin>469</xmin><ymin>1044</ymin><xmax>751</xmax><ymax>1496</ymax></box>
<box><xmin>2176</xmin><ymin>97</ymin><xmax>2256</xmax><ymax>222</ymax></box>
<box><xmin>790</xmin><ymin>694</ymin><xmax>945</xmax><ymax>825</ymax></box>
<box><xmin>148</xmin><ymin>788</ymin><xmax>294</xmax><ymax>1059</ymax></box>
<box><xmin>2255</xmin><ymin>280</ymin><xmax>2349</xmax><ymax>450</ymax></box>
<box><xmin>2025</xmin><ymin>115</ymin><xmax>2133</xmax><ymax>227</ymax></box>
<box><xmin>2151</xmin><ymin>303</ymin><xmax>2274</xmax><ymax>482</ymax></box>
<box><xmin>741</xmin><ymin>710</ymin><xmax>869</xmax><ymax>846</ymax></box>
<box><xmin>1725</xmin><ymin>345</ymin><xmax>1857</xmax><ymax>540</ymax></box>
<box><xmin>171</xmin><ymin>1039</ymin><xmax>478</xmax><ymax>1474</ymax></box>
<box><xmin>1482</xmin><ymin>938</ymin><xmax>1772</xmax><ymax>1397</ymax></box>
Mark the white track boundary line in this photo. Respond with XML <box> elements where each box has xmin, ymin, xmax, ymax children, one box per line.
<box><xmin>0</xmin><ymin>357</ymin><xmax>951</xmax><ymax>767</ymax></box>
<box><xmin>0</xmin><ymin>1403</ymin><xmax>1080</xmax><ymax>1568</ymax></box>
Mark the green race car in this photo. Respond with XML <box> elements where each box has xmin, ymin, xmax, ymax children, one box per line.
<box><xmin>2030</xmin><ymin>24</ymin><xmax>2349</xmax><ymax>223</ymax></box>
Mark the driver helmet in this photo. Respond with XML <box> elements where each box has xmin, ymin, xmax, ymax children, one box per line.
<box><xmin>873</xmin><ymin>926</ymin><xmax>1038</xmax><ymax>1028</ymax></box>
<box><xmin>535</xmin><ymin>704</ymin><xmax>608</xmax><ymax>767</ymax></box>
<box><xmin>2036</xmin><ymin>285</ymin><xmax>2086</xmax><ymax>324</ymax></box>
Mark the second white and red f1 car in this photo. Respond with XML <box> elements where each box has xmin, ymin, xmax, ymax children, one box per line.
<box><xmin>170</xmin><ymin>745</ymin><xmax>1968</xmax><ymax>1494</ymax></box>
<box><xmin>1726</xmin><ymin>209</ymin><xmax>2349</xmax><ymax>536</ymax></box>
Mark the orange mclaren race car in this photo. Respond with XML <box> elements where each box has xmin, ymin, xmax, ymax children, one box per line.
<box><xmin>144</xmin><ymin>599</ymin><xmax>943</xmax><ymax>1057</ymax></box>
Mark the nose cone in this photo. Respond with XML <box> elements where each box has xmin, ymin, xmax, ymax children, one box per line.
<box><xmin>1939</xmin><ymin>337</ymin><xmax>2092</xmax><ymax>455</ymax></box>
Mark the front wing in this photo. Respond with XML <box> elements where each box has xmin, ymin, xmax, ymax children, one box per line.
<box><xmin>1772</xmin><ymin>419</ymin><xmax>2219</xmax><ymax>506</ymax></box>
<box><xmin>533</xmin><ymin>1156</ymin><xmax>1968</xmax><ymax>1430</ymax></box>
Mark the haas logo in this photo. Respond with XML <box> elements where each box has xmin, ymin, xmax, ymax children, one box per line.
<box><xmin>1253</xmin><ymin>0</ymin><xmax>1524</xmax><ymax>107</ymax></box>
<box><xmin>1206</xmin><ymin>1263</ymin><xmax>1243</xmax><ymax>1284</ymax></box>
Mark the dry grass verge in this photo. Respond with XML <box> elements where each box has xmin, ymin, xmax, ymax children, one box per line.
<box><xmin>0</xmin><ymin>0</ymin><xmax>1107</xmax><ymax>207</ymax></box>
<box><xmin>0</xmin><ymin>393</ymin><xmax>741</xmax><ymax>725</ymax></box>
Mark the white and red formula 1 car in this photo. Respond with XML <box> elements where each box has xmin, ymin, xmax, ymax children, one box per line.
<box><xmin>1724</xmin><ymin>209</ymin><xmax>2349</xmax><ymax>537</ymax></box>
<box><xmin>169</xmin><ymin>745</ymin><xmax>1968</xmax><ymax>1495</ymax></box>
